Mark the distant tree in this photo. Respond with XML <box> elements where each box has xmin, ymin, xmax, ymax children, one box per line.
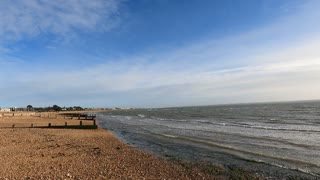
<box><xmin>52</xmin><ymin>105</ymin><xmax>62</xmax><ymax>112</ymax></box>
<box><xmin>66</xmin><ymin>107</ymin><xmax>74</xmax><ymax>111</ymax></box>
<box><xmin>27</xmin><ymin>105</ymin><xmax>33</xmax><ymax>111</ymax></box>
<box><xmin>74</xmin><ymin>106</ymin><xmax>84</xmax><ymax>111</ymax></box>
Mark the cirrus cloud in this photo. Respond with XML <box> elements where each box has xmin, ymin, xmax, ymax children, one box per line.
<box><xmin>0</xmin><ymin>0</ymin><xmax>122</xmax><ymax>41</ymax></box>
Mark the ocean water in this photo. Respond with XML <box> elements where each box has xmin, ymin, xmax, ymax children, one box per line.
<box><xmin>97</xmin><ymin>101</ymin><xmax>320</xmax><ymax>177</ymax></box>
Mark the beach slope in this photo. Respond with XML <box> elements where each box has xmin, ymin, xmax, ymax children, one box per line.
<box><xmin>0</xmin><ymin>114</ymin><xmax>217</xmax><ymax>179</ymax></box>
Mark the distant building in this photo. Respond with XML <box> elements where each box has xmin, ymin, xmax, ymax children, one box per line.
<box><xmin>0</xmin><ymin>108</ymin><xmax>11</xmax><ymax>112</ymax></box>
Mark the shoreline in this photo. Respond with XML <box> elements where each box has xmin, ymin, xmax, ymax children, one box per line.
<box><xmin>104</xmin><ymin>128</ymin><xmax>318</xmax><ymax>180</ymax></box>
<box><xmin>97</xmin><ymin>112</ymin><xmax>319</xmax><ymax>180</ymax></box>
<box><xmin>0</xmin><ymin>112</ymin><xmax>316</xmax><ymax>179</ymax></box>
<box><xmin>0</xmin><ymin>113</ymin><xmax>218</xmax><ymax>179</ymax></box>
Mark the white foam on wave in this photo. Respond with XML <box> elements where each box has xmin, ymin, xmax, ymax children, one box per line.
<box><xmin>161</xmin><ymin>134</ymin><xmax>178</xmax><ymax>138</ymax></box>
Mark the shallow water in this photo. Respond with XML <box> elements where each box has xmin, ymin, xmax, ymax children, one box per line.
<box><xmin>97</xmin><ymin>101</ymin><xmax>320</xmax><ymax>177</ymax></box>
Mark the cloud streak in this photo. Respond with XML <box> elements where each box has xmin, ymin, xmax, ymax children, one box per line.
<box><xmin>0</xmin><ymin>0</ymin><xmax>121</xmax><ymax>41</ymax></box>
<box><xmin>2</xmin><ymin>35</ymin><xmax>320</xmax><ymax>107</ymax></box>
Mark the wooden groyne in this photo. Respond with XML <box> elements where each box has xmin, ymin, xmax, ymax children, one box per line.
<box><xmin>60</xmin><ymin>113</ymin><xmax>96</xmax><ymax>120</ymax></box>
<box><xmin>0</xmin><ymin>112</ymin><xmax>98</xmax><ymax>129</ymax></box>
<box><xmin>9</xmin><ymin>120</ymin><xmax>97</xmax><ymax>129</ymax></box>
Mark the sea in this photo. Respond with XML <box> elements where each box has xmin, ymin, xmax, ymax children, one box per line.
<box><xmin>97</xmin><ymin>101</ymin><xmax>320</xmax><ymax>178</ymax></box>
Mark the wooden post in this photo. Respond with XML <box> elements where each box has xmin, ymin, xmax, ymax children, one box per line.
<box><xmin>13</xmin><ymin>113</ymin><xmax>14</xmax><ymax>117</ymax></box>
<box><xmin>12</xmin><ymin>124</ymin><xmax>15</xmax><ymax>128</ymax></box>
<box><xmin>48</xmin><ymin>123</ymin><xmax>51</xmax><ymax>127</ymax></box>
<box><xmin>93</xmin><ymin>120</ymin><xmax>96</xmax><ymax>126</ymax></box>
<box><xmin>80</xmin><ymin>121</ymin><xmax>82</xmax><ymax>126</ymax></box>
<box><xmin>64</xmin><ymin>115</ymin><xmax>65</xmax><ymax>119</ymax></box>
<box><xmin>65</xmin><ymin>122</ymin><xmax>67</xmax><ymax>127</ymax></box>
<box><xmin>78</xmin><ymin>114</ymin><xmax>80</xmax><ymax>120</ymax></box>
<box><xmin>31</xmin><ymin>124</ymin><xmax>33</xmax><ymax>128</ymax></box>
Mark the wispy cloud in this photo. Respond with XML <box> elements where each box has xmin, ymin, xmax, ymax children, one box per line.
<box><xmin>3</xmin><ymin>34</ymin><xmax>320</xmax><ymax>107</ymax></box>
<box><xmin>0</xmin><ymin>0</ymin><xmax>121</xmax><ymax>41</ymax></box>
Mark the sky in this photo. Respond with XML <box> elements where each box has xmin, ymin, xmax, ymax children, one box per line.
<box><xmin>0</xmin><ymin>0</ymin><xmax>320</xmax><ymax>108</ymax></box>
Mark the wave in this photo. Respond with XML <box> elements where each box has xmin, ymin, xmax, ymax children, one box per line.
<box><xmin>148</xmin><ymin>117</ymin><xmax>188</xmax><ymax>122</ymax></box>
<box><xmin>195</xmin><ymin>120</ymin><xmax>320</xmax><ymax>133</ymax></box>
<box><xmin>154</xmin><ymin>133</ymin><xmax>320</xmax><ymax>176</ymax></box>
<box><xmin>101</xmin><ymin>114</ymin><xmax>319</xmax><ymax>133</ymax></box>
<box><xmin>160</xmin><ymin>133</ymin><xmax>178</xmax><ymax>138</ymax></box>
<box><xmin>167</xmin><ymin>125</ymin><xmax>320</xmax><ymax>150</ymax></box>
<box><xmin>98</xmin><ymin>114</ymin><xmax>320</xmax><ymax>177</ymax></box>
<box><xmin>100</xmin><ymin>115</ymin><xmax>320</xmax><ymax>150</ymax></box>
<box><xmin>150</xmin><ymin>131</ymin><xmax>320</xmax><ymax>167</ymax></box>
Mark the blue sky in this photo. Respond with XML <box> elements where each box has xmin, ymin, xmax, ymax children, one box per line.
<box><xmin>0</xmin><ymin>0</ymin><xmax>320</xmax><ymax>108</ymax></box>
